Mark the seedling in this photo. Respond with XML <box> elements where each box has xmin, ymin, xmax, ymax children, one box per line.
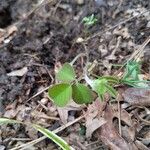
<box><xmin>48</xmin><ymin>60</ymin><xmax>149</xmax><ymax>107</ymax></box>
<box><xmin>48</xmin><ymin>63</ymin><xmax>117</xmax><ymax>106</ymax></box>
<box><xmin>48</xmin><ymin>63</ymin><xmax>93</xmax><ymax>106</ymax></box>
<box><xmin>82</xmin><ymin>14</ymin><xmax>98</xmax><ymax>26</ymax></box>
<box><xmin>121</xmin><ymin>61</ymin><xmax>149</xmax><ymax>87</ymax></box>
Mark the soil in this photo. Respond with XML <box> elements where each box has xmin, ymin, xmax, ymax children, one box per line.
<box><xmin>0</xmin><ymin>0</ymin><xmax>150</xmax><ymax>149</ymax></box>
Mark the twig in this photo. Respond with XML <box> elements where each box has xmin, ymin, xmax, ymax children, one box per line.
<box><xmin>118</xmin><ymin>99</ymin><xmax>122</xmax><ymax>136</ymax></box>
<box><xmin>26</xmin><ymin>86</ymin><xmax>51</xmax><ymax>102</ymax></box>
<box><xmin>106</xmin><ymin>36</ymin><xmax>121</xmax><ymax>60</ymax></box>
<box><xmin>70</xmin><ymin>53</ymin><xmax>86</xmax><ymax>65</ymax></box>
<box><xmin>52</xmin><ymin>0</ymin><xmax>62</xmax><ymax>15</ymax></box>
<box><xmin>132</xmin><ymin>36</ymin><xmax>150</xmax><ymax>61</ymax></box>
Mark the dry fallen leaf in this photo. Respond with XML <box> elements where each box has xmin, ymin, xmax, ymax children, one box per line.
<box><xmin>85</xmin><ymin>99</ymin><xmax>107</xmax><ymax>138</ymax></box>
<box><xmin>113</xmin><ymin>109</ymin><xmax>133</xmax><ymax>126</ymax></box>
<box><xmin>57</xmin><ymin>101</ymin><xmax>83</xmax><ymax>124</ymax></box>
<box><xmin>122</xmin><ymin>88</ymin><xmax>150</xmax><ymax>106</ymax></box>
<box><xmin>86</xmin><ymin>117</ymin><xmax>106</xmax><ymax>138</ymax></box>
<box><xmin>7</xmin><ymin>67</ymin><xmax>28</xmax><ymax>77</ymax></box>
<box><xmin>97</xmin><ymin>106</ymin><xmax>130</xmax><ymax>150</ymax></box>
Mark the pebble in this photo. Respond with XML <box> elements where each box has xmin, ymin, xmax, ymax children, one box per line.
<box><xmin>0</xmin><ymin>145</ymin><xmax>5</xmax><ymax>150</ymax></box>
<box><xmin>40</xmin><ymin>98</ymin><xmax>48</xmax><ymax>105</ymax></box>
<box><xmin>146</xmin><ymin>21</ymin><xmax>150</xmax><ymax>28</ymax></box>
<box><xmin>76</xmin><ymin>0</ymin><xmax>84</xmax><ymax>5</ymax></box>
<box><xmin>95</xmin><ymin>0</ymin><xmax>107</xmax><ymax>7</ymax></box>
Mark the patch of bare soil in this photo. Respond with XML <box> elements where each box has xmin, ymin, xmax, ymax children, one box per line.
<box><xmin>0</xmin><ymin>0</ymin><xmax>150</xmax><ymax>149</ymax></box>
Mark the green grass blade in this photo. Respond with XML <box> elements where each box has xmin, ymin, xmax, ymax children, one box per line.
<box><xmin>0</xmin><ymin>118</ymin><xmax>74</xmax><ymax>150</ymax></box>
<box><xmin>33</xmin><ymin>124</ymin><xmax>74</xmax><ymax>150</ymax></box>
<box><xmin>99</xmin><ymin>76</ymin><xmax>119</xmax><ymax>84</ymax></box>
<box><xmin>104</xmin><ymin>84</ymin><xmax>117</xmax><ymax>98</ymax></box>
<box><xmin>0</xmin><ymin>118</ymin><xmax>22</xmax><ymax>125</ymax></box>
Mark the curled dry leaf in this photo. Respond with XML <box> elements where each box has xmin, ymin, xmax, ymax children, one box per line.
<box><xmin>97</xmin><ymin>106</ymin><xmax>130</xmax><ymax>150</ymax></box>
<box><xmin>122</xmin><ymin>88</ymin><xmax>150</xmax><ymax>106</ymax></box>
<box><xmin>7</xmin><ymin>67</ymin><xmax>28</xmax><ymax>77</ymax></box>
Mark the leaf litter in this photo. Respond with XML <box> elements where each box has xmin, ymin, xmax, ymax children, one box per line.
<box><xmin>0</xmin><ymin>0</ymin><xmax>150</xmax><ymax>149</ymax></box>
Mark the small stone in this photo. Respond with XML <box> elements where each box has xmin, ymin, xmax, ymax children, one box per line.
<box><xmin>40</xmin><ymin>98</ymin><xmax>48</xmax><ymax>105</ymax></box>
<box><xmin>76</xmin><ymin>0</ymin><xmax>84</xmax><ymax>5</ymax></box>
<box><xmin>76</xmin><ymin>37</ymin><xmax>84</xmax><ymax>43</ymax></box>
<box><xmin>95</xmin><ymin>0</ymin><xmax>107</xmax><ymax>7</ymax></box>
<box><xmin>0</xmin><ymin>145</ymin><xmax>5</xmax><ymax>150</ymax></box>
<box><xmin>146</xmin><ymin>21</ymin><xmax>150</xmax><ymax>28</ymax></box>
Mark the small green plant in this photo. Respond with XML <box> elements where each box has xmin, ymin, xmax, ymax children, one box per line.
<box><xmin>48</xmin><ymin>60</ymin><xmax>149</xmax><ymax>107</ymax></box>
<box><xmin>48</xmin><ymin>63</ymin><xmax>117</xmax><ymax>106</ymax></box>
<box><xmin>121</xmin><ymin>61</ymin><xmax>149</xmax><ymax>87</ymax></box>
<box><xmin>0</xmin><ymin>118</ymin><xmax>73</xmax><ymax>150</ymax></box>
<box><xmin>48</xmin><ymin>63</ymin><xmax>93</xmax><ymax>107</ymax></box>
<box><xmin>82</xmin><ymin>14</ymin><xmax>98</xmax><ymax>26</ymax></box>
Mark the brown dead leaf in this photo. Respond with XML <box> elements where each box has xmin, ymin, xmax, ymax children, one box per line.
<box><xmin>3</xmin><ymin>109</ymin><xmax>18</xmax><ymax>118</ymax></box>
<box><xmin>113</xmin><ymin>109</ymin><xmax>133</xmax><ymax>126</ymax></box>
<box><xmin>113</xmin><ymin>27</ymin><xmax>131</xmax><ymax>39</ymax></box>
<box><xmin>85</xmin><ymin>99</ymin><xmax>107</xmax><ymax>138</ymax></box>
<box><xmin>57</xmin><ymin>101</ymin><xmax>83</xmax><ymax>124</ymax></box>
<box><xmin>25</xmin><ymin>125</ymin><xmax>38</xmax><ymax>140</ymax></box>
<box><xmin>122</xmin><ymin>88</ymin><xmax>150</xmax><ymax>106</ymax></box>
<box><xmin>86</xmin><ymin>117</ymin><xmax>106</xmax><ymax>138</ymax></box>
<box><xmin>97</xmin><ymin>106</ymin><xmax>130</xmax><ymax>150</ymax></box>
<box><xmin>122</xmin><ymin>126</ymin><xmax>136</xmax><ymax>143</ymax></box>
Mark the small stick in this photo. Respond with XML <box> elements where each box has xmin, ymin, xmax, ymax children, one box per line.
<box><xmin>118</xmin><ymin>98</ymin><xmax>122</xmax><ymax>136</ymax></box>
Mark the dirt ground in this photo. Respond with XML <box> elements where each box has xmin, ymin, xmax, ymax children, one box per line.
<box><xmin>0</xmin><ymin>0</ymin><xmax>150</xmax><ymax>150</ymax></box>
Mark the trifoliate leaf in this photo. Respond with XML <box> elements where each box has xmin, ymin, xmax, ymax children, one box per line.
<box><xmin>56</xmin><ymin>63</ymin><xmax>75</xmax><ymax>82</ymax></box>
<box><xmin>72</xmin><ymin>83</ymin><xmax>93</xmax><ymax>104</ymax></box>
<box><xmin>48</xmin><ymin>83</ymin><xmax>72</xmax><ymax>107</ymax></box>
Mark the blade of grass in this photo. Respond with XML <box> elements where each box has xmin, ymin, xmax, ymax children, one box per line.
<box><xmin>0</xmin><ymin>118</ymin><xmax>73</xmax><ymax>150</ymax></box>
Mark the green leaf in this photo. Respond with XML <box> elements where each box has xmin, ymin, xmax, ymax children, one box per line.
<box><xmin>99</xmin><ymin>76</ymin><xmax>119</xmax><ymax>84</ymax></box>
<box><xmin>82</xmin><ymin>14</ymin><xmax>98</xmax><ymax>26</ymax></box>
<box><xmin>48</xmin><ymin>83</ymin><xmax>72</xmax><ymax>107</ymax></box>
<box><xmin>56</xmin><ymin>63</ymin><xmax>76</xmax><ymax>82</ymax></box>
<box><xmin>92</xmin><ymin>79</ymin><xmax>107</xmax><ymax>95</ymax></box>
<box><xmin>90</xmin><ymin>79</ymin><xmax>107</xmax><ymax>101</ymax></box>
<box><xmin>33</xmin><ymin>124</ymin><xmax>73</xmax><ymax>150</ymax></box>
<box><xmin>72</xmin><ymin>83</ymin><xmax>93</xmax><ymax>104</ymax></box>
<box><xmin>0</xmin><ymin>118</ymin><xmax>22</xmax><ymax>125</ymax></box>
<box><xmin>123</xmin><ymin>61</ymin><xmax>141</xmax><ymax>80</ymax></box>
